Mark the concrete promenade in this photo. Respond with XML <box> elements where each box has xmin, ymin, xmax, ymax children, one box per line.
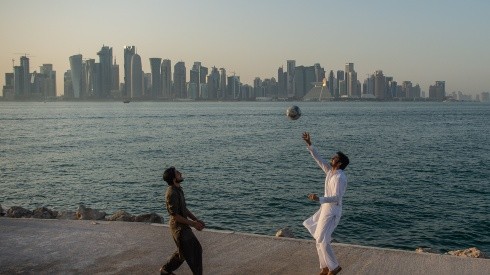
<box><xmin>1</xmin><ymin>218</ymin><xmax>488</xmax><ymax>275</ymax></box>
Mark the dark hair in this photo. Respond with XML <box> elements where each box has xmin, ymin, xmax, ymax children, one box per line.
<box><xmin>337</xmin><ymin>151</ymin><xmax>349</xmax><ymax>170</ymax></box>
<box><xmin>162</xmin><ymin>166</ymin><xmax>176</xmax><ymax>185</ymax></box>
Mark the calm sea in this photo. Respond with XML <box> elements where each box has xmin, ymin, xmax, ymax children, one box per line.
<box><xmin>1</xmin><ymin>101</ymin><xmax>489</xmax><ymax>253</ymax></box>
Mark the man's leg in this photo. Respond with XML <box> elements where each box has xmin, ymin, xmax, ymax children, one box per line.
<box><xmin>180</xmin><ymin>228</ymin><xmax>203</xmax><ymax>275</ymax></box>
<box><xmin>161</xmin><ymin>250</ymin><xmax>185</xmax><ymax>273</ymax></box>
<box><xmin>317</xmin><ymin>215</ymin><xmax>341</xmax><ymax>271</ymax></box>
<box><xmin>316</xmin><ymin>242</ymin><xmax>328</xmax><ymax>268</ymax></box>
<box><xmin>161</xmin><ymin>231</ymin><xmax>185</xmax><ymax>273</ymax></box>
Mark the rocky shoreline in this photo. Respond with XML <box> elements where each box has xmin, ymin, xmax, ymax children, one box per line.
<box><xmin>0</xmin><ymin>203</ymin><xmax>163</xmax><ymax>223</ymax></box>
<box><xmin>1</xmin><ymin>203</ymin><xmax>487</xmax><ymax>259</ymax></box>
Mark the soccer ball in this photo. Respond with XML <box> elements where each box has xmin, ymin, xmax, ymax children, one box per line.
<box><xmin>286</xmin><ymin>105</ymin><xmax>301</xmax><ymax>120</ymax></box>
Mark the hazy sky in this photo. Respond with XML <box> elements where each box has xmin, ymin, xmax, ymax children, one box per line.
<box><xmin>1</xmin><ymin>0</ymin><xmax>489</xmax><ymax>96</ymax></box>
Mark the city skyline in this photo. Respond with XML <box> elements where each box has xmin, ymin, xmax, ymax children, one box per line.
<box><xmin>1</xmin><ymin>0</ymin><xmax>489</xmax><ymax>97</ymax></box>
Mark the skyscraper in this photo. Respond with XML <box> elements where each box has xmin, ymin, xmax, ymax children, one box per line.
<box><xmin>219</xmin><ymin>68</ymin><xmax>226</xmax><ymax>99</ymax></box>
<box><xmin>83</xmin><ymin>59</ymin><xmax>96</xmax><ymax>98</ymax></box>
<box><xmin>123</xmin><ymin>46</ymin><xmax>136</xmax><ymax>98</ymax></box>
<box><xmin>69</xmin><ymin>54</ymin><xmax>83</xmax><ymax>98</ymax></box>
<box><xmin>149</xmin><ymin>58</ymin><xmax>162</xmax><ymax>98</ymax></box>
<box><xmin>112</xmin><ymin>58</ymin><xmax>119</xmax><ymax>92</ymax></box>
<box><xmin>161</xmin><ymin>59</ymin><xmax>172</xmax><ymax>99</ymax></box>
<box><xmin>173</xmin><ymin>61</ymin><xmax>186</xmax><ymax>99</ymax></box>
<box><xmin>190</xmin><ymin>62</ymin><xmax>200</xmax><ymax>99</ymax></box>
<box><xmin>97</xmin><ymin>45</ymin><xmax>113</xmax><ymax>98</ymax></box>
<box><xmin>15</xmin><ymin>56</ymin><xmax>30</xmax><ymax>97</ymax></box>
<box><xmin>130</xmin><ymin>54</ymin><xmax>143</xmax><ymax>98</ymax></box>
<box><xmin>39</xmin><ymin>64</ymin><xmax>56</xmax><ymax>98</ymax></box>
<box><xmin>374</xmin><ymin>70</ymin><xmax>386</xmax><ymax>99</ymax></box>
<box><xmin>294</xmin><ymin>66</ymin><xmax>305</xmax><ymax>98</ymax></box>
<box><xmin>328</xmin><ymin>70</ymin><xmax>335</xmax><ymax>97</ymax></box>
<box><xmin>277</xmin><ymin>66</ymin><xmax>286</xmax><ymax>98</ymax></box>
<box><xmin>429</xmin><ymin>81</ymin><xmax>445</xmax><ymax>100</ymax></box>
<box><xmin>345</xmin><ymin>63</ymin><xmax>359</xmax><ymax>97</ymax></box>
<box><xmin>336</xmin><ymin>70</ymin><xmax>344</xmax><ymax>98</ymax></box>
<box><xmin>286</xmin><ymin>60</ymin><xmax>295</xmax><ymax>98</ymax></box>
<box><xmin>207</xmin><ymin>66</ymin><xmax>220</xmax><ymax>100</ymax></box>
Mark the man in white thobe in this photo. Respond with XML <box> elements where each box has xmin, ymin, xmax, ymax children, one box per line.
<box><xmin>302</xmin><ymin>132</ymin><xmax>349</xmax><ymax>275</ymax></box>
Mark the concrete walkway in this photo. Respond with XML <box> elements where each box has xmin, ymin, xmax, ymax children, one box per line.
<box><xmin>1</xmin><ymin>218</ymin><xmax>488</xmax><ymax>275</ymax></box>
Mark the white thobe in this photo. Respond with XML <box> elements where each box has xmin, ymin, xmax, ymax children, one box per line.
<box><xmin>303</xmin><ymin>145</ymin><xmax>347</xmax><ymax>270</ymax></box>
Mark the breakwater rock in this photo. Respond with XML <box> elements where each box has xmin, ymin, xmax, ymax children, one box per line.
<box><xmin>1</xmin><ymin>204</ymin><xmax>163</xmax><ymax>224</ymax></box>
<box><xmin>416</xmin><ymin>246</ymin><xmax>487</xmax><ymax>259</ymax></box>
<box><xmin>275</xmin><ymin>227</ymin><xmax>295</xmax><ymax>238</ymax></box>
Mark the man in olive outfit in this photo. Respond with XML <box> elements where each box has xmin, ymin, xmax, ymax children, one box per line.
<box><xmin>160</xmin><ymin>167</ymin><xmax>205</xmax><ymax>275</ymax></box>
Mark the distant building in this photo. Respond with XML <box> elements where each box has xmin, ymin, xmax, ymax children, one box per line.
<box><xmin>39</xmin><ymin>64</ymin><xmax>56</xmax><ymax>98</ymax></box>
<box><xmin>130</xmin><ymin>54</ymin><xmax>143</xmax><ymax>98</ymax></box>
<box><xmin>286</xmin><ymin>60</ymin><xmax>295</xmax><ymax>98</ymax></box>
<box><xmin>123</xmin><ymin>46</ymin><xmax>136</xmax><ymax>98</ymax></box>
<box><xmin>161</xmin><ymin>59</ymin><xmax>172</xmax><ymax>99</ymax></box>
<box><xmin>207</xmin><ymin>67</ymin><xmax>220</xmax><ymax>100</ymax></box>
<box><xmin>374</xmin><ymin>70</ymin><xmax>386</xmax><ymax>99</ymax></box>
<box><xmin>429</xmin><ymin>81</ymin><xmax>445</xmax><ymax>100</ymax></box>
<box><xmin>112</xmin><ymin>59</ymin><xmax>119</xmax><ymax>93</ymax></box>
<box><xmin>97</xmin><ymin>45</ymin><xmax>113</xmax><ymax>98</ymax></box>
<box><xmin>277</xmin><ymin>66</ymin><xmax>286</xmax><ymax>98</ymax></box>
<box><xmin>64</xmin><ymin>70</ymin><xmax>73</xmax><ymax>98</ymax></box>
<box><xmin>2</xmin><ymin>73</ymin><xmax>14</xmax><ymax>99</ymax></box>
<box><xmin>69</xmin><ymin>54</ymin><xmax>83</xmax><ymax>98</ymax></box>
<box><xmin>149</xmin><ymin>58</ymin><xmax>162</xmax><ymax>98</ymax></box>
<box><xmin>345</xmin><ymin>63</ymin><xmax>359</xmax><ymax>97</ymax></box>
<box><xmin>173</xmin><ymin>62</ymin><xmax>186</xmax><ymax>99</ymax></box>
<box><xmin>219</xmin><ymin>68</ymin><xmax>226</xmax><ymax>99</ymax></box>
<box><xmin>336</xmin><ymin>70</ymin><xmax>344</xmax><ymax>98</ymax></box>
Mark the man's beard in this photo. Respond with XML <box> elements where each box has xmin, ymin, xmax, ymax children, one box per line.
<box><xmin>176</xmin><ymin>178</ymin><xmax>184</xmax><ymax>183</ymax></box>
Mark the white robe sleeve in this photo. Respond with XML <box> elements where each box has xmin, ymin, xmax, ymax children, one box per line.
<box><xmin>307</xmin><ymin>145</ymin><xmax>331</xmax><ymax>174</ymax></box>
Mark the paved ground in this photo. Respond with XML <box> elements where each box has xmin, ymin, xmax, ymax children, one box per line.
<box><xmin>1</xmin><ymin>218</ymin><xmax>488</xmax><ymax>275</ymax></box>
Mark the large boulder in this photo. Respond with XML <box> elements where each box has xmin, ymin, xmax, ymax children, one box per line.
<box><xmin>32</xmin><ymin>206</ymin><xmax>57</xmax><ymax>219</ymax></box>
<box><xmin>447</xmin><ymin>247</ymin><xmax>487</xmax><ymax>258</ymax></box>
<box><xmin>134</xmin><ymin>212</ymin><xmax>163</xmax><ymax>223</ymax></box>
<box><xmin>56</xmin><ymin>210</ymin><xmax>78</xmax><ymax>220</ymax></box>
<box><xmin>415</xmin><ymin>247</ymin><xmax>439</xmax><ymax>254</ymax></box>
<box><xmin>275</xmin><ymin>227</ymin><xmax>295</xmax><ymax>238</ymax></box>
<box><xmin>107</xmin><ymin>210</ymin><xmax>135</xmax><ymax>222</ymax></box>
<box><xmin>76</xmin><ymin>204</ymin><xmax>106</xmax><ymax>220</ymax></box>
<box><xmin>7</xmin><ymin>206</ymin><xmax>33</xmax><ymax>218</ymax></box>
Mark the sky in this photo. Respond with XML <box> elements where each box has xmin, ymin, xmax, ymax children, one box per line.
<box><xmin>1</xmin><ymin>0</ymin><xmax>489</xmax><ymax>97</ymax></box>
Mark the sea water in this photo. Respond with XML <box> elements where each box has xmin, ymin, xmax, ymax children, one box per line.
<box><xmin>1</xmin><ymin>101</ymin><xmax>489</xmax><ymax>253</ymax></box>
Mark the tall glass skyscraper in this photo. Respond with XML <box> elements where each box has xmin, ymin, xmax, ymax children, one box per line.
<box><xmin>123</xmin><ymin>46</ymin><xmax>136</xmax><ymax>98</ymax></box>
<box><xmin>161</xmin><ymin>59</ymin><xmax>172</xmax><ymax>99</ymax></box>
<box><xmin>97</xmin><ymin>46</ymin><xmax>113</xmax><ymax>98</ymax></box>
<box><xmin>130</xmin><ymin>54</ymin><xmax>142</xmax><ymax>98</ymax></box>
<box><xmin>286</xmin><ymin>60</ymin><xmax>295</xmax><ymax>98</ymax></box>
<box><xmin>173</xmin><ymin>61</ymin><xmax>186</xmax><ymax>99</ymax></box>
<box><xmin>149</xmin><ymin>58</ymin><xmax>162</xmax><ymax>98</ymax></box>
<box><xmin>69</xmin><ymin>54</ymin><xmax>83</xmax><ymax>98</ymax></box>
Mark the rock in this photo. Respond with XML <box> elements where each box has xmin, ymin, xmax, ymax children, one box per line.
<box><xmin>415</xmin><ymin>247</ymin><xmax>439</xmax><ymax>254</ymax></box>
<box><xmin>32</xmin><ymin>206</ymin><xmax>56</xmax><ymax>219</ymax></box>
<box><xmin>7</xmin><ymin>206</ymin><xmax>33</xmax><ymax>218</ymax></box>
<box><xmin>76</xmin><ymin>204</ymin><xmax>106</xmax><ymax>220</ymax></box>
<box><xmin>56</xmin><ymin>210</ymin><xmax>78</xmax><ymax>220</ymax></box>
<box><xmin>134</xmin><ymin>212</ymin><xmax>163</xmax><ymax>223</ymax></box>
<box><xmin>0</xmin><ymin>204</ymin><xmax>3</xmax><ymax>216</ymax></box>
<box><xmin>275</xmin><ymin>227</ymin><xmax>295</xmax><ymax>238</ymax></box>
<box><xmin>107</xmin><ymin>210</ymin><xmax>135</xmax><ymax>222</ymax></box>
<box><xmin>446</xmin><ymin>247</ymin><xmax>487</xmax><ymax>259</ymax></box>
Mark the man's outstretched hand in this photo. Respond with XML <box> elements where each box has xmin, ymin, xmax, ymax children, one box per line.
<box><xmin>302</xmin><ymin>132</ymin><xmax>312</xmax><ymax>146</ymax></box>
